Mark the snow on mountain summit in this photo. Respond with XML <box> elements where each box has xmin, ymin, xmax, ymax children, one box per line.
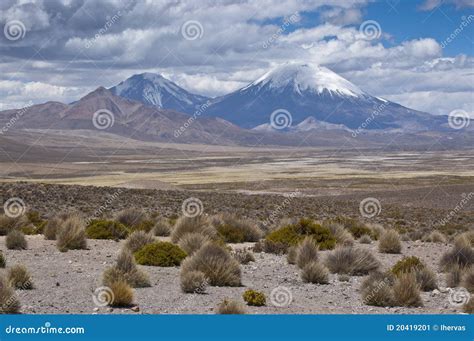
<box><xmin>244</xmin><ymin>63</ymin><xmax>365</xmax><ymax>98</ymax></box>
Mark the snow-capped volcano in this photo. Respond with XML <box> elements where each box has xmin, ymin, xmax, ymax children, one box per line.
<box><xmin>109</xmin><ymin>73</ymin><xmax>209</xmax><ymax>114</ymax></box>
<box><xmin>205</xmin><ymin>63</ymin><xmax>442</xmax><ymax>131</ymax></box>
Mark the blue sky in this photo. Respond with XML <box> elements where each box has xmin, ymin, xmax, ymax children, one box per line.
<box><xmin>0</xmin><ymin>0</ymin><xmax>473</xmax><ymax>117</ymax></box>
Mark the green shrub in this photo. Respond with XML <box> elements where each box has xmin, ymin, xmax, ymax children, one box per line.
<box><xmin>265</xmin><ymin>218</ymin><xmax>336</xmax><ymax>253</ymax></box>
<box><xmin>6</xmin><ymin>230</ymin><xmax>27</xmax><ymax>250</ymax></box>
<box><xmin>8</xmin><ymin>264</ymin><xmax>33</xmax><ymax>290</ymax></box>
<box><xmin>391</xmin><ymin>256</ymin><xmax>424</xmax><ymax>276</ymax></box>
<box><xmin>0</xmin><ymin>274</ymin><xmax>20</xmax><ymax>313</ymax></box>
<box><xmin>56</xmin><ymin>217</ymin><xmax>87</xmax><ymax>252</ymax></box>
<box><xmin>0</xmin><ymin>251</ymin><xmax>5</xmax><ymax>268</ymax></box>
<box><xmin>26</xmin><ymin>211</ymin><xmax>46</xmax><ymax>233</ymax></box>
<box><xmin>86</xmin><ymin>220</ymin><xmax>128</xmax><ymax>240</ymax></box>
<box><xmin>134</xmin><ymin>242</ymin><xmax>187</xmax><ymax>267</ymax></box>
<box><xmin>242</xmin><ymin>289</ymin><xmax>266</xmax><ymax>306</ymax></box>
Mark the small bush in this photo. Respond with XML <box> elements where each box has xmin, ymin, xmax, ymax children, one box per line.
<box><xmin>178</xmin><ymin>233</ymin><xmax>210</xmax><ymax>255</ymax></box>
<box><xmin>415</xmin><ymin>267</ymin><xmax>438</xmax><ymax>291</ymax></box>
<box><xmin>171</xmin><ymin>216</ymin><xmax>217</xmax><ymax>243</ymax></box>
<box><xmin>116</xmin><ymin>209</ymin><xmax>146</xmax><ymax>228</ymax></box>
<box><xmin>26</xmin><ymin>211</ymin><xmax>46</xmax><ymax>233</ymax></box>
<box><xmin>212</xmin><ymin>214</ymin><xmax>262</xmax><ymax>243</ymax></box>
<box><xmin>108</xmin><ymin>280</ymin><xmax>134</xmax><ymax>307</ymax></box>
<box><xmin>233</xmin><ymin>250</ymin><xmax>255</xmax><ymax>264</ymax></box>
<box><xmin>86</xmin><ymin>220</ymin><xmax>128</xmax><ymax>240</ymax></box>
<box><xmin>332</xmin><ymin>217</ymin><xmax>372</xmax><ymax>239</ymax></box>
<box><xmin>181</xmin><ymin>243</ymin><xmax>241</xmax><ymax>286</ymax></box>
<box><xmin>301</xmin><ymin>261</ymin><xmax>329</xmax><ymax>284</ymax></box>
<box><xmin>265</xmin><ymin>218</ymin><xmax>336</xmax><ymax>253</ymax></box>
<box><xmin>134</xmin><ymin>242</ymin><xmax>186</xmax><ymax>267</ymax></box>
<box><xmin>378</xmin><ymin>230</ymin><xmax>402</xmax><ymax>254</ymax></box>
<box><xmin>0</xmin><ymin>251</ymin><xmax>5</xmax><ymax>268</ymax></box>
<box><xmin>358</xmin><ymin>234</ymin><xmax>372</xmax><ymax>244</ymax></box>
<box><xmin>463</xmin><ymin>297</ymin><xmax>474</xmax><ymax>314</ymax></box>
<box><xmin>215</xmin><ymin>299</ymin><xmax>246</xmax><ymax>314</ymax></box>
<box><xmin>392</xmin><ymin>272</ymin><xmax>423</xmax><ymax>307</ymax></box>
<box><xmin>368</xmin><ymin>224</ymin><xmax>385</xmax><ymax>240</ymax></box>
<box><xmin>242</xmin><ymin>289</ymin><xmax>266</xmax><ymax>306</ymax></box>
<box><xmin>124</xmin><ymin>231</ymin><xmax>154</xmax><ymax>253</ymax></box>
<box><xmin>439</xmin><ymin>237</ymin><xmax>474</xmax><ymax>271</ymax></box>
<box><xmin>103</xmin><ymin>249</ymin><xmax>150</xmax><ymax>288</ymax></box>
<box><xmin>286</xmin><ymin>246</ymin><xmax>297</xmax><ymax>264</ymax></box>
<box><xmin>154</xmin><ymin>218</ymin><xmax>171</xmax><ymax>237</ymax></box>
<box><xmin>56</xmin><ymin>217</ymin><xmax>87</xmax><ymax>252</ymax></box>
<box><xmin>324</xmin><ymin>222</ymin><xmax>354</xmax><ymax>246</ymax></box>
<box><xmin>8</xmin><ymin>265</ymin><xmax>33</xmax><ymax>289</ymax></box>
<box><xmin>6</xmin><ymin>230</ymin><xmax>27</xmax><ymax>250</ymax></box>
<box><xmin>461</xmin><ymin>266</ymin><xmax>474</xmax><ymax>293</ymax></box>
<box><xmin>0</xmin><ymin>274</ymin><xmax>20</xmax><ymax>313</ymax></box>
<box><xmin>422</xmin><ymin>231</ymin><xmax>446</xmax><ymax>243</ymax></box>
<box><xmin>295</xmin><ymin>237</ymin><xmax>319</xmax><ymax>269</ymax></box>
<box><xmin>0</xmin><ymin>215</ymin><xmax>29</xmax><ymax>236</ymax></box>
<box><xmin>326</xmin><ymin>246</ymin><xmax>380</xmax><ymax>275</ymax></box>
<box><xmin>180</xmin><ymin>271</ymin><xmax>207</xmax><ymax>293</ymax></box>
<box><xmin>391</xmin><ymin>256</ymin><xmax>424</xmax><ymax>276</ymax></box>
<box><xmin>391</xmin><ymin>256</ymin><xmax>437</xmax><ymax>291</ymax></box>
<box><xmin>44</xmin><ymin>217</ymin><xmax>61</xmax><ymax>240</ymax></box>
<box><xmin>361</xmin><ymin>271</ymin><xmax>395</xmax><ymax>307</ymax></box>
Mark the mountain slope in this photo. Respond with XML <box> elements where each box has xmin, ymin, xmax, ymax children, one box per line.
<box><xmin>109</xmin><ymin>73</ymin><xmax>209</xmax><ymax>114</ymax></box>
<box><xmin>205</xmin><ymin>63</ymin><xmax>446</xmax><ymax>131</ymax></box>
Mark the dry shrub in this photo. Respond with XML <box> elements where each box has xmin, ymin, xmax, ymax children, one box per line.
<box><xmin>171</xmin><ymin>216</ymin><xmax>217</xmax><ymax>243</ymax></box>
<box><xmin>178</xmin><ymin>233</ymin><xmax>210</xmax><ymax>255</ymax></box>
<box><xmin>325</xmin><ymin>222</ymin><xmax>354</xmax><ymax>246</ymax></box>
<box><xmin>8</xmin><ymin>264</ymin><xmax>33</xmax><ymax>290</ymax></box>
<box><xmin>56</xmin><ymin>217</ymin><xmax>87</xmax><ymax>252</ymax></box>
<box><xmin>286</xmin><ymin>246</ymin><xmax>297</xmax><ymax>265</ymax></box>
<box><xmin>415</xmin><ymin>267</ymin><xmax>438</xmax><ymax>291</ymax></box>
<box><xmin>0</xmin><ymin>215</ymin><xmax>29</xmax><ymax>236</ymax></box>
<box><xmin>392</xmin><ymin>272</ymin><xmax>423</xmax><ymax>307</ymax></box>
<box><xmin>361</xmin><ymin>271</ymin><xmax>395</xmax><ymax>307</ymax></box>
<box><xmin>378</xmin><ymin>229</ymin><xmax>402</xmax><ymax>254</ymax></box>
<box><xmin>181</xmin><ymin>242</ymin><xmax>241</xmax><ymax>287</ymax></box>
<box><xmin>421</xmin><ymin>231</ymin><xmax>446</xmax><ymax>243</ymax></box>
<box><xmin>440</xmin><ymin>236</ymin><xmax>474</xmax><ymax>271</ymax></box>
<box><xmin>154</xmin><ymin>218</ymin><xmax>172</xmax><ymax>237</ymax></box>
<box><xmin>124</xmin><ymin>231</ymin><xmax>154</xmax><ymax>253</ymax></box>
<box><xmin>44</xmin><ymin>217</ymin><xmax>62</xmax><ymax>240</ymax></box>
<box><xmin>215</xmin><ymin>299</ymin><xmax>246</xmax><ymax>314</ymax></box>
<box><xmin>103</xmin><ymin>249</ymin><xmax>150</xmax><ymax>288</ymax></box>
<box><xmin>0</xmin><ymin>251</ymin><xmax>5</xmax><ymax>268</ymax></box>
<box><xmin>180</xmin><ymin>271</ymin><xmax>207</xmax><ymax>293</ymax></box>
<box><xmin>325</xmin><ymin>246</ymin><xmax>380</xmax><ymax>275</ymax></box>
<box><xmin>391</xmin><ymin>256</ymin><xmax>437</xmax><ymax>291</ymax></box>
<box><xmin>358</xmin><ymin>234</ymin><xmax>372</xmax><ymax>244</ymax></box>
<box><xmin>461</xmin><ymin>266</ymin><xmax>474</xmax><ymax>293</ymax></box>
<box><xmin>459</xmin><ymin>231</ymin><xmax>474</xmax><ymax>246</ymax></box>
<box><xmin>368</xmin><ymin>223</ymin><xmax>385</xmax><ymax>241</ymax></box>
<box><xmin>211</xmin><ymin>214</ymin><xmax>262</xmax><ymax>243</ymax></box>
<box><xmin>301</xmin><ymin>261</ymin><xmax>329</xmax><ymax>284</ymax></box>
<box><xmin>116</xmin><ymin>209</ymin><xmax>146</xmax><ymax>228</ymax></box>
<box><xmin>463</xmin><ymin>297</ymin><xmax>474</xmax><ymax>314</ymax></box>
<box><xmin>0</xmin><ymin>274</ymin><xmax>20</xmax><ymax>313</ymax></box>
<box><xmin>446</xmin><ymin>265</ymin><xmax>463</xmax><ymax>287</ymax></box>
<box><xmin>109</xmin><ymin>280</ymin><xmax>134</xmax><ymax>307</ymax></box>
<box><xmin>232</xmin><ymin>250</ymin><xmax>255</xmax><ymax>264</ymax></box>
<box><xmin>6</xmin><ymin>230</ymin><xmax>27</xmax><ymax>250</ymax></box>
<box><xmin>295</xmin><ymin>237</ymin><xmax>319</xmax><ymax>269</ymax></box>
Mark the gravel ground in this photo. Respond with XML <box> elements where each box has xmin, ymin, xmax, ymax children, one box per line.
<box><xmin>0</xmin><ymin>235</ymin><xmax>463</xmax><ymax>315</ymax></box>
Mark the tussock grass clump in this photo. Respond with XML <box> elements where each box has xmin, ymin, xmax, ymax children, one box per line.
<box><xmin>361</xmin><ymin>271</ymin><xmax>395</xmax><ymax>307</ymax></box>
<box><xmin>0</xmin><ymin>274</ymin><xmax>20</xmax><ymax>313</ymax></box>
<box><xmin>446</xmin><ymin>265</ymin><xmax>463</xmax><ymax>287</ymax></box>
<box><xmin>295</xmin><ymin>237</ymin><xmax>319</xmax><ymax>269</ymax></box>
<box><xmin>332</xmin><ymin>217</ymin><xmax>372</xmax><ymax>239</ymax></box>
<box><xmin>439</xmin><ymin>237</ymin><xmax>474</xmax><ymax>271</ymax></box>
<box><xmin>108</xmin><ymin>280</ymin><xmax>134</xmax><ymax>307</ymax></box>
<box><xmin>368</xmin><ymin>223</ymin><xmax>385</xmax><ymax>240</ymax></box>
<box><xmin>178</xmin><ymin>233</ymin><xmax>210</xmax><ymax>255</ymax></box>
<box><xmin>171</xmin><ymin>216</ymin><xmax>217</xmax><ymax>243</ymax></box>
<box><xmin>463</xmin><ymin>297</ymin><xmax>474</xmax><ymax>314</ymax></box>
<box><xmin>392</xmin><ymin>272</ymin><xmax>423</xmax><ymax>307</ymax></box>
<box><xmin>415</xmin><ymin>267</ymin><xmax>438</xmax><ymax>291</ymax></box>
<box><xmin>8</xmin><ymin>265</ymin><xmax>33</xmax><ymax>290</ymax></box>
<box><xmin>124</xmin><ymin>231</ymin><xmax>154</xmax><ymax>253</ymax></box>
<box><xmin>180</xmin><ymin>271</ymin><xmax>207</xmax><ymax>294</ymax></box>
<box><xmin>116</xmin><ymin>209</ymin><xmax>146</xmax><ymax>228</ymax></box>
<box><xmin>265</xmin><ymin>218</ymin><xmax>336</xmax><ymax>254</ymax></box>
<box><xmin>461</xmin><ymin>266</ymin><xmax>474</xmax><ymax>293</ymax></box>
<box><xmin>233</xmin><ymin>250</ymin><xmax>255</xmax><ymax>264</ymax></box>
<box><xmin>301</xmin><ymin>261</ymin><xmax>329</xmax><ymax>284</ymax></box>
<box><xmin>0</xmin><ymin>215</ymin><xmax>29</xmax><ymax>236</ymax></box>
<box><xmin>56</xmin><ymin>217</ymin><xmax>87</xmax><ymax>252</ymax></box>
<box><xmin>242</xmin><ymin>289</ymin><xmax>266</xmax><ymax>306</ymax></box>
<box><xmin>378</xmin><ymin>229</ymin><xmax>402</xmax><ymax>254</ymax></box>
<box><xmin>391</xmin><ymin>256</ymin><xmax>437</xmax><ymax>291</ymax></box>
<box><xmin>324</xmin><ymin>222</ymin><xmax>354</xmax><ymax>247</ymax></box>
<box><xmin>44</xmin><ymin>217</ymin><xmax>62</xmax><ymax>240</ymax></box>
<box><xmin>154</xmin><ymin>218</ymin><xmax>172</xmax><ymax>237</ymax></box>
<box><xmin>86</xmin><ymin>220</ymin><xmax>128</xmax><ymax>240</ymax></box>
<box><xmin>286</xmin><ymin>246</ymin><xmax>297</xmax><ymax>264</ymax></box>
<box><xmin>6</xmin><ymin>230</ymin><xmax>27</xmax><ymax>250</ymax></box>
<box><xmin>421</xmin><ymin>231</ymin><xmax>446</xmax><ymax>243</ymax></box>
<box><xmin>103</xmin><ymin>249</ymin><xmax>150</xmax><ymax>288</ymax></box>
<box><xmin>181</xmin><ymin>243</ymin><xmax>241</xmax><ymax>287</ymax></box>
<box><xmin>212</xmin><ymin>214</ymin><xmax>262</xmax><ymax>243</ymax></box>
<box><xmin>215</xmin><ymin>299</ymin><xmax>246</xmax><ymax>314</ymax></box>
<box><xmin>325</xmin><ymin>246</ymin><xmax>380</xmax><ymax>275</ymax></box>
<box><xmin>359</xmin><ymin>234</ymin><xmax>372</xmax><ymax>244</ymax></box>
<box><xmin>0</xmin><ymin>251</ymin><xmax>5</xmax><ymax>268</ymax></box>
<box><xmin>134</xmin><ymin>242</ymin><xmax>186</xmax><ymax>267</ymax></box>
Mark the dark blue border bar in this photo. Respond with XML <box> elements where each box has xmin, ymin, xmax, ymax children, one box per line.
<box><xmin>0</xmin><ymin>315</ymin><xmax>472</xmax><ymax>340</ymax></box>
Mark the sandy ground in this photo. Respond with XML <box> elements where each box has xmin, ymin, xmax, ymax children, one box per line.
<box><xmin>0</xmin><ymin>235</ymin><xmax>461</xmax><ymax>315</ymax></box>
